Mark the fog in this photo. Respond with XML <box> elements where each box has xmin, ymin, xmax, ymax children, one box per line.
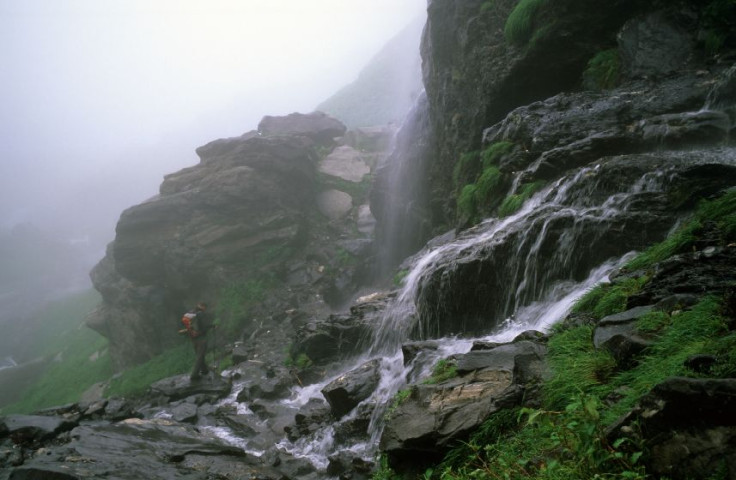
<box><xmin>0</xmin><ymin>0</ymin><xmax>426</xmax><ymax>264</ymax></box>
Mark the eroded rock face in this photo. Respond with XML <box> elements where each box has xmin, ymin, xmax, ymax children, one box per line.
<box><xmin>88</xmin><ymin>112</ymin><xmax>387</xmax><ymax>370</ymax></box>
<box><xmin>380</xmin><ymin>340</ymin><xmax>547</xmax><ymax>471</ymax></box>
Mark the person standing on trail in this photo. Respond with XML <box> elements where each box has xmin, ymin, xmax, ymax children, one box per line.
<box><xmin>186</xmin><ymin>302</ymin><xmax>214</xmax><ymax>381</ymax></box>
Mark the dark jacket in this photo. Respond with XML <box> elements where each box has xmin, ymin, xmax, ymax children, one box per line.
<box><xmin>192</xmin><ymin>309</ymin><xmax>212</xmax><ymax>337</ymax></box>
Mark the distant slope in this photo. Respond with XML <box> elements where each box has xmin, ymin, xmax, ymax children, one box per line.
<box><xmin>316</xmin><ymin>17</ymin><xmax>424</xmax><ymax>128</ymax></box>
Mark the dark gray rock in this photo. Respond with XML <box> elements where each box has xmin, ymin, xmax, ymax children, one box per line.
<box><xmin>0</xmin><ymin>415</ymin><xmax>77</xmax><ymax>446</ymax></box>
<box><xmin>258</xmin><ymin>111</ymin><xmax>346</xmax><ymax>144</ymax></box>
<box><xmin>322</xmin><ymin>359</ymin><xmax>381</xmax><ymax>419</ymax></box>
<box><xmin>593</xmin><ymin>306</ymin><xmax>654</xmax><ymax>348</ymax></box>
<box><xmin>618</xmin><ymin>10</ymin><xmax>696</xmax><ymax>80</ymax></box>
<box><xmin>150</xmin><ymin>374</ymin><xmax>231</xmax><ymax>402</ymax></box>
<box><xmin>610</xmin><ymin>377</ymin><xmax>736</xmax><ymax>480</ymax></box>
<box><xmin>456</xmin><ymin>341</ymin><xmax>545</xmax><ymax>373</ymax></box>
<box><xmin>169</xmin><ymin>402</ymin><xmax>198</xmax><ymax>424</ymax></box>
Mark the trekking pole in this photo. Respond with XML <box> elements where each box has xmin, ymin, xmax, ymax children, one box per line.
<box><xmin>213</xmin><ymin>324</ymin><xmax>219</xmax><ymax>374</ymax></box>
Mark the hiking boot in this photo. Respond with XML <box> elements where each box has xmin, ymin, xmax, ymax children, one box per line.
<box><xmin>189</xmin><ymin>375</ymin><xmax>201</xmax><ymax>382</ymax></box>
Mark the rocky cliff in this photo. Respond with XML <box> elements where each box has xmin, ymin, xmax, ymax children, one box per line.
<box><xmin>87</xmin><ymin>112</ymin><xmax>392</xmax><ymax>370</ymax></box>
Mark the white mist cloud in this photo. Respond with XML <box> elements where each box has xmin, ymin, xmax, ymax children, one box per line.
<box><xmin>0</xmin><ymin>0</ymin><xmax>426</xmax><ymax>252</ymax></box>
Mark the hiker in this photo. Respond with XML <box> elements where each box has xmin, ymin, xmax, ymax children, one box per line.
<box><xmin>185</xmin><ymin>302</ymin><xmax>214</xmax><ymax>381</ymax></box>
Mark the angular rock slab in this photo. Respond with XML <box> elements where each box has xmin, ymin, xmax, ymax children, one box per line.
<box><xmin>150</xmin><ymin>374</ymin><xmax>231</xmax><ymax>402</ymax></box>
<box><xmin>322</xmin><ymin>359</ymin><xmax>381</xmax><ymax>418</ymax></box>
<box><xmin>7</xmin><ymin>418</ymin><xmax>270</xmax><ymax>480</ymax></box>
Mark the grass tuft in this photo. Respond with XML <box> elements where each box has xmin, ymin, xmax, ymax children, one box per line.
<box><xmin>504</xmin><ymin>0</ymin><xmax>548</xmax><ymax>46</ymax></box>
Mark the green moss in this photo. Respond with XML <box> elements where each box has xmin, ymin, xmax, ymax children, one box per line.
<box><xmin>504</xmin><ymin>0</ymin><xmax>548</xmax><ymax>46</ymax></box>
<box><xmin>423</xmin><ymin>359</ymin><xmax>458</xmax><ymax>385</ymax></box>
<box><xmin>457</xmin><ymin>183</ymin><xmax>479</xmax><ymax>221</ymax></box>
<box><xmin>480</xmin><ymin>1</ymin><xmax>497</xmax><ymax>13</ymax></box>
<box><xmin>497</xmin><ymin>181</ymin><xmax>545</xmax><ymax>217</ymax></box>
<box><xmin>626</xmin><ymin>189</ymin><xmax>736</xmax><ymax>271</ymax></box>
<box><xmin>393</xmin><ymin>269</ymin><xmax>410</xmax><ymax>287</ymax></box>
<box><xmin>475</xmin><ymin>166</ymin><xmax>503</xmax><ymax>205</ymax></box>
<box><xmin>582</xmin><ymin>49</ymin><xmax>620</xmax><ymax>91</ymax></box>
<box><xmin>481</xmin><ymin>141</ymin><xmax>514</xmax><ymax>169</ymax></box>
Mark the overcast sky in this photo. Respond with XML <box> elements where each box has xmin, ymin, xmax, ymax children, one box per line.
<box><xmin>0</xmin><ymin>0</ymin><xmax>426</xmax><ymax>253</ymax></box>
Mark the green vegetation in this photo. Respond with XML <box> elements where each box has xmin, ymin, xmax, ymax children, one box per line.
<box><xmin>700</xmin><ymin>0</ymin><xmax>736</xmax><ymax>54</ymax></box>
<box><xmin>480</xmin><ymin>1</ymin><xmax>497</xmax><ymax>14</ymax></box>
<box><xmin>457</xmin><ymin>184</ymin><xmax>479</xmax><ymax>221</ymax></box>
<box><xmin>384</xmin><ymin>388</ymin><xmax>412</xmax><ymax>422</ymax></box>
<box><xmin>393</xmin><ymin>269</ymin><xmax>410</xmax><ymax>287</ymax></box>
<box><xmin>582</xmin><ymin>49</ymin><xmax>621</xmax><ymax>91</ymax></box>
<box><xmin>626</xmin><ymin>189</ymin><xmax>736</xmax><ymax>271</ymax></box>
<box><xmin>454</xmin><ymin>143</ymin><xmax>517</xmax><ymax>223</ymax></box>
<box><xmin>422</xmin><ymin>359</ymin><xmax>458</xmax><ymax>385</ymax></box>
<box><xmin>1</xmin><ymin>290</ymin><xmax>111</xmax><ymax>414</ymax></box>
<box><xmin>481</xmin><ymin>141</ymin><xmax>513</xmax><ymax>169</ymax></box>
<box><xmin>285</xmin><ymin>352</ymin><xmax>313</xmax><ymax>369</ymax></box>
<box><xmin>453</xmin><ymin>151</ymin><xmax>481</xmax><ymax>192</ymax></box>
<box><xmin>318</xmin><ymin>172</ymin><xmax>373</xmax><ymax>204</ymax></box>
<box><xmin>107</xmin><ymin>343</ymin><xmax>193</xmax><ymax>398</ymax></box>
<box><xmin>216</xmin><ymin>277</ymin><xmax>274</xmax><ymax>338</ymax></box>
<box><xmin>497</xmin><ymin>181</ymin><xmax>545</xmax><ymax>217</ymax></box>
<box><xmin>504</xmin><ymin>0</ymin><xmax>548</xmax><ymax>46</ymax></box>
<box><xmin>376</xmin><ymin>189</ymin><xmax>736</xmax><ymax>479</ymax></box>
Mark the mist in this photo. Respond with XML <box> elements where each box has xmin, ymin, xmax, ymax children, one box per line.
<box><xmin>0</xmin><ymin>0</ymin><xmax>425</xmax><ymax>260</ymax></box>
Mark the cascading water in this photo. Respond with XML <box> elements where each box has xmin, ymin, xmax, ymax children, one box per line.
<box><xmin>269</xmin><ymin>151</ymin><xmax>688</xmax><ymax>470</ymax></box>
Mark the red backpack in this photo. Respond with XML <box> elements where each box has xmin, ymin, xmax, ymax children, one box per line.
<box><xmin>180</xmin><ymin>312</ymin><xmax>200</xmax><ymax>338</ymax></box>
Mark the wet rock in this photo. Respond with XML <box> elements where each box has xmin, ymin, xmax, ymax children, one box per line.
<box><xmin>610</xmin><ymin>377</ymin><xmax>736</xmax><ymax>480</ymax></box>
<box><xmin>684</xmin><ymin>354</ymin><xmax>717</xmax><ymax>374</ymax></box>
<box><xmin>401</xmin><ymin>341</ymin><xmax>439</xmax><ymax>365</ymax></box>
<box><xmin>149</xmin><ymin>374</ymin><xmax>231</xmax><ymax>402</ymax></box>
<box><xmin>600</xmin><ymin>333</ymin><xmax>652</xmax><ymax>369</ymax></box>
<box><xmin>618</xmin><ymin>10</ymin><xmax>696</xmax><ymax>80</ymax></box>
<box><xmin>5</xmin><ymin>418</ymin><xmax>251</xmax><ymax>479</ymax></box>
<box><xmin>327</xmin><ymin>450</ymin><xmax>374</xmax><ymax>480</ymax></box>
<box><xmin>169</xmin><ymin>402</ymin><xmax>198</xmax><ymax>424</ymax></box>
<box><xmin>628</xmin><ymin>245</ymin><xmax>736</xmax><ymax>307</ymax></box>
<box><xmin>593</xmin><ymin>306</ymin><xmax>654</xmax><ymax>348</ymax></box>
<box><xmin>0</xmin><ymin>415</ymin><xmax>77</xmax><ymax>447</ymax></box>
<box><xmin>292</xmin><ymin>312</ymin><xmax>374</xmax><ymax>365</ymax></box>
<box><xmin>456</xmin><ymin>341</ymin><xmax>546</xmax><ymax>373</ymax></box>
<box><xmin>284</xmin><ymin>399</ymin><xmax>332</xmax><ymax>442</ymax></box>
<box><xmin>381</xmin><ymin>340</ymin><xmax>547</xmax><ymax>472</ymax></box>
<box><xmin>322</xmin><ymin>359</ymin><xmax>381</xmax><ymax>419</ymax></box>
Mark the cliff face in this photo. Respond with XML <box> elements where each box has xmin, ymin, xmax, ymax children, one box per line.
<box><xmin>419</xmin><ymin>0</ymin><xmax>733</xmax><ymax>226</ymax></box>
<box><xmin>88</xmin><ymin>112</ymin><xmax>390</xmax><ymax>370</ymax></box>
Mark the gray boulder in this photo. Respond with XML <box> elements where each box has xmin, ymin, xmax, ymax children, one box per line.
<box><xmin>258</xmin><ymin>111</ymin><xmax>346</xmax><ymax>143</ymax></box>
<box><xmin>322</xmin><ymin>359</ymin><xmax>381</xmax><ymax>419</ymax></box>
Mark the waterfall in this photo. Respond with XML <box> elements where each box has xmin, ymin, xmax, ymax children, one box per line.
<box><xmin>272</xmin><ymin>155</ymin><xmax>679</xmax><ymax>469</ymax></box>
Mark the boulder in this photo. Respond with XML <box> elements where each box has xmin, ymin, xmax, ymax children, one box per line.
<box><xmin>258</xmin><ymin>111</ymin><xmax>346</xmax><ymax>144</ymax></box>
<box><xmin>322</xmin><ymin>359</ymin><xmax>381</xmax><ymax>418</ymax></box>
<box><xmin>593</xmin><ymin>306</ymin><xmax>654</xmax><ymax>348</ymax></box>
<box><xmin>0</xmin><ymin>415</ymin><xmax>77</xmax><ymax>446</ymax></box>
<box><xmin>618</xmin><ymin>10</ymin><xmax>696</xmax><ymax>80</ymax></box>
<box><xmin>380</xmin><ymin>340</ymin><xmax>547</xmax><ymax>471</ymax></box>
<box><xmin>610</xmin><ymin>377</ymin><xmax>736</xmax><ymax>480</ymax></box>
<box><xmin>316</xmin><ymin>189</ymin><xmax>353</xmax><ymax>220</ymax></box>
<box><xmin>319</xmin><ymin>145</ymin><xmax>371</xmax><ymax>182</ymax></box>
<box><xmin>5</xmin><ymin>418</ymin><xmax>270</xmax><ymax>480</ymax></box>
<box><xmin>149</xmin><ymin>374</ymin><xmax>231</xmax><ymax>402</ymax></box>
